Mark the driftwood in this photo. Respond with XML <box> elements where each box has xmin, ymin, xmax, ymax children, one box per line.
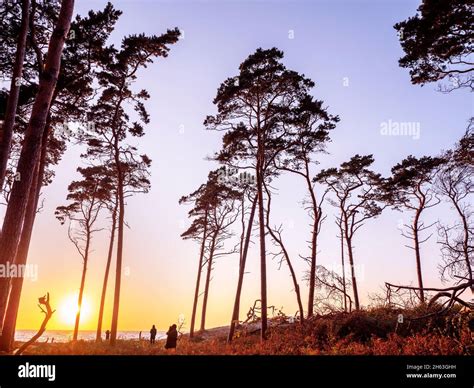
<box><xmin>15</xmin><ymin>293</ymin><xmax>55</xmax><ymax>355</ymax></box>
<box><xmin>384</xmin><ymin>280</ymin><xmax>473</xmax><ymax>320</ymax></box>
<box><xmin>243</xmin><ymin>299</ymin><xmax>287</xmax><ymax>325</ymax></box>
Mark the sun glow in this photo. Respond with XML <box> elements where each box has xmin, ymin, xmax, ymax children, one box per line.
<box><xmin>58</xmin><ymin>293</ymin><xmax>92</xmax><ymax>326</ymax></box>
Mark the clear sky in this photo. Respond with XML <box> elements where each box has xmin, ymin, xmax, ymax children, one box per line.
<box><xmin>13</xmin><ymin>0</ymin><xmax>472</xmax><ymax>332</ymax></box>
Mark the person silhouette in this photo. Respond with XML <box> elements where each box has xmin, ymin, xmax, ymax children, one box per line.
<box><xmin>105</xmin><ymin>330</ymin><xmax>110</xmax><ymax>341</ymax></box>
<box><xmin>150</xmin><ymin>325</ymin><xmax>157</xmax><ymax>344</ymax></box>
<box><xmin>165</xmin><ymin>324</ymin><xmax>178</xmax><ymax>351</ymax></box>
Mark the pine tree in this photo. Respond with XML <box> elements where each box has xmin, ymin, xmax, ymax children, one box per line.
<box><xmin>206</xmin><ymin>48</ymin><xmax>317</xmax><ymax>339</ymax></box>
<box><xmin>316</xmin><ymin>155</ymin><xmax>384</xmax><ymax>310</ymax></box>
<box><xmin>55</xmin><ymin>165</ymin><xmax>113</xmax><ymax>340</ymax></box>
<box><xmin>83</xmin><ymin>30</ymin><xmax>180</xmax><ymax>344</ymax></box>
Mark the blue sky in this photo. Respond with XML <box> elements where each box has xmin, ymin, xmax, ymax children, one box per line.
<box><xmin>17</xmin><ymin>0</ymin><xmax>472</xmax><ymax>330</ymax></box>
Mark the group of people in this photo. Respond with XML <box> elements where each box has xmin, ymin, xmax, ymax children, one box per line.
<box><xmin>101</xmin><ymin>324</ymin><xmax>178</xmax><ymax>350</ymax></box>
<box><xmin>150</xmin><ymin>324</ymin><xmax>178</xmax><ymax>350</ymax></box>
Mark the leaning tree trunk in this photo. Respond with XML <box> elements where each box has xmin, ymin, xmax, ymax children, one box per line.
<box><xmin>345</xmin><ymin>234</ymin><xmax>360</xmax><ymax>310</ymax></box>
<box><xmin>0</xmin><ymin>122</ymin><xmax>48</xmax><ymax>351</ymax></box>
<box><xmin>0</xmin><ymin>0</ymin><xmax>31</xmax><ymax>190</ymax></box>
<box><xmin>228</xmin><ymin>196</ymin><xmax>257</xmax><ymax>343</ymax></box>
<box><xmin>15</xmin><ymin>293</ymin><xmax>54</xmax><ymax>355</ymax></box>
<box><xmin>73</xmin><ymin>234</ymin><xmax>90</xmax><ymax>341</ymax></box>
<box><xmin>307</xmin><ymin>219</ymin><xmax>318</xmax><ymax>318</ymax></box>
<box><xmin>269</xmin><ymin>230</ymin><xmax>305</xmax><ymax>322</ymax></box>
<box><xmin>256</xmin><ymin>136</ymin><xmax>268</xmax><ymax>340</ymax></box>
<box><xmin>256</xmin><ymin>184</ymin><xmax>268</xmax><ymax>339</ymax></box>
<box><xmin>96</xmin><ymin>201</ymin><xmax>117</xmax><ymax>342</ymax></box>
<box><xmin>0</xmin><ymin>0</ymin><xmax>75</xmax><ymax>326</ymax></box>
<box><xmin>413</xmin><ymin>210</ymin><xmax>425</xmax><ymax>304</ymax></box>
<box><xmin>264</xmin><ymin>184</ymin><xmax>305</xmax><ymax>323</ymax></box>
<box><xmin>451</xmin><ymin>200</ymin><xmax>472</xmax><ymax>291</ymax></box>
<box><xmin>189</xmin><ymin>209</ymin><xmax>208</xmax><ymax>338</ymax></box>
<box><xmin>200</xmin><ymin>230</ymin><xmax>218</xmax><ymax>332</ymax></box>
<box><xmin>110</xmin><ymin>161</ymin><xmax>124</xmax><ymax>346</ymax></box>
<box><xmin>339</xmin><ymin>225</ymin><xmax>348</xmax><ymax>312</ymax></box>
<box><xmin>305</xmin><ymin>171</ymin><xmax>320</xmax><ymax>318</ymax></box>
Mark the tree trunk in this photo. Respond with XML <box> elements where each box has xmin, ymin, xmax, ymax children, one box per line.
<box><xmin>110</xmin><ymin>164</ymin><xmax>124</xmax><ymax>345</ymax></box>
<box><xmin>200</xmin><ymin>230</ymin><xmax>218</xmax><ymax>332</ymax></box>
<box><xmin>275</xmin><ymin>237</ymin><xmax>304</xmax><ymax>322</ymax></box>
<box><xmin>345</xmin><ymin>235</ymin><xmax>360</xmax><ymax>310</ymax></box>
<box><xmin>0</xmin><ymin>0</ymin><xmax>31</xmax><ymax>190</ymax></box>
<box><xmin>238</xmin><ymin>195</ymin><xmax>246</xmax><ymax>267</ymax></box>
<box><xmin>96</xmin><ymin>201</ymin><xmax>117</xmax><ymax>342</ymax></box>
<box><xmin>256</xmin><ymin>126</ymin><xmax>268</xmax><ymax>340</ymax></box>
<box><xmin>189</xmin><ymin>209</ymin><xmax>208</xmax><ymax>338</ymax></box>
<box><xmin>256</xmin><ymin>171</ymin><xmax>267</xmax><ymax>339</ymax></box>
<box><xmin>73</xmin><ymin>244</ymin><xmax>89</xmax><ymax>341</ymax></box>
<box><xmin>307</xmin><ymin>220</ymin><xmax>318</xmax><ymax>318</ymax></box>
<box><xmin>340</xmin><ymin>225</ymin><xmax>348</xmax><ymax>312</ymax></box>
<box><xmin>15</xmin><ymin>293</ymin><xmax>54</xmax><ymax>355</ymax></box>
<box><xmin>413</xmin><ymin>210</ymin><xmax>425</xmax><ymax>303</ymax></box>
<box><xmin>263</xmin><ymin>183</ymin><xmax>304</xmax><ymax>323</ymax></box>
<box><xmin>228</xmin><ymin>196</ymin><xmax>257</xmax><ymax>343</ymax></box>
<box><xmin>0</xmin><ymin>122</ymin><xmax>48</xmax><ymax>351</ymax></box>
<box><xmin>452</xmin><ymin>200</ymin><xmax>472</xmax><ymax>290</ymax></box>
<box><xmin>0</xmin><ymin>0</ymin><xmax>75</xmax><ymax>324</ymax></box>
<box><xmin>305</xmin><ymin>172</ymin><xmax>319</xmax><ymax>318</ymax></box>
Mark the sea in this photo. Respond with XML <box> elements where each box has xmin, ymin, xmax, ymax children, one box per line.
<box><xmin>15</xmin><ymin>330</ymin><xmax>166</xmax><ymax>343</ymax></box>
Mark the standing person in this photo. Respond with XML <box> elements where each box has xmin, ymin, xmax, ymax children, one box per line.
<box><xmin>150</xmin><ymin>325</ymin><xmax>157</xmax><ymax>344</ymax></box>
<box><xmin>165</xmin><ymin>324</ymin><xmax>178</xmax><ymax>351</ymax></box>
<box><xmin>105</xmin><ymin>330</ymin><xmax>110</xmax><ymax>341</ymax></box>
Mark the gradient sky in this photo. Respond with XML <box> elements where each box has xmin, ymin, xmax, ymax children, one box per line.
<box><xmin>10</xmin><ymin>0</ymin><xmax>472</xmax><ymax>332</ymax></box>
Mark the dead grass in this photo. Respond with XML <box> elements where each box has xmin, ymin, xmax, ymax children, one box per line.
<box><xmin>14</xmin><ymin>307</ymin><xmax>473</xmax><ymax>355</ymax></box>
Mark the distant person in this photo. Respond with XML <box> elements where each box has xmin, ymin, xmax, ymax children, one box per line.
<box><xmin>150</xmin><ymin>325</ymin><xmax>157</xmax><ymax>344</ymax></box>
<box><xmin>165</xmin><ymin>324</ymin><xmax>178</xmax><ymax>351</ymax></box>
<box><xmin>105</xmin><ymin>330</ymin><xmax>110</xmax><ymax>341</ymax></box>
<box><xmin>139</xmin><ymin>331</ymin><xmax>142</xmax><ymax>341</ymax></box>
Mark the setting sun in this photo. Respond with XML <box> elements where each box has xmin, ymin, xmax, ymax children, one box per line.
<box><xmin>58</xmin><ymin>294</ymin><xmax>92</xmax><ymax>326</ymax></box>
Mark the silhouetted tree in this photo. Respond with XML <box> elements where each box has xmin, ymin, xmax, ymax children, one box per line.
<box><xmin>227</xmin><ymin>172</ymin><xmax>256</xmax><ymax>342</ymax></box>
<box><xmin>180</xmin><ymin>168</ymin><xmax>240</xmax><ymax>335</ymax></box>
<box><xmin>384</xmin><ymin>155</ymin><xmax>444</xmax><ymax>303</ymax></box>
<box><xmin>0</xmin><ymin>0</ymin><xmax>75</xmax><ymax>328</ymax></box>
<box><xmin>55</xmin><ymin>165</ymin><xmax>112</xmax><ymax>340</ymax></box>
<box><xmin>0</xmin><ymin>2</ymin><xmax>122</xmax><ymax>349</ymax></box>
<box><xmin>0</xmin><ymin>0</ymin><xmax>30</xmax><ymax>190</ymax></box>
<box><xmin>275</xmin><ymin>94</ymin><xmax>339</xmax><ymax>317</ymax></box>
<box><xmin>316</xmin><ymin>155</ymin><xmax>384</xmax><ymax>310</ymax></box>
<box><xmin>335</xmin><ymin>212</ymin><xmax>349</xmax><ymax>312</ymax></box>
<box><xmin>311</xmin><ymin>265</ymin><xmax>352</xmax><ymax>314</ymax></box>
<box><xmin>206</xmin><ymin>48</ymin><xmax>317</xmax><ymax>339</ymax></box>
<box><xmin>436</xmin><ymin>127</ymin><xmax>473</xmax><ymax>289</ymax></box>
<box><xmin>200</xmin><ymin>189</ymin><xmax>240</xmax><ymax>331</ymax></box>
<box><xmin>0</xmin><ymin>123</ymin><xmax>47</xmax><ymax>351</ymax></box>
<box><xmin>83</xmin><ymin>29</ymin><xmax>179</xmax><ymax>345</ymax></box>
<box><xmin>96</xmin><ymin>189</ymin><xmax>117</xmax><ymax>342</ymax></box>
<box><xmin>179</xmin><ymin>203</ymin><xmax>209</xmax><ymax>338</ymax></box>
<box><xmin>394</xmin><ymin>0</ymin><xmax>473</xmax><ymax>92</ymax></box>
<box><xmin>263</xmin><ymin>181</ymin><xmax>304</xmax><ymax>321</ymax></box>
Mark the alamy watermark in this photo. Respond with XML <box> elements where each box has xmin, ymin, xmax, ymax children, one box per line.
<box><xmin>320</xmin><ymin>261</ymin><xmax>366</xmax><ymax>282</ymax></box>
<box><xmin>55</xmin><ymin>121</ymin><xmax>95</xmax><ymax>137</ymax></box>
<box><xmin>0</xmin><ymin>262</ymin><xmax>38</xmax><ymax>282</ymax></box>
<box><xmin>380</xmin><ymin>119</ymin><xmax>420</xmax><ymax>140</ymax></box>
<box><xmin>18</xmin><ymin>363</ymin><xmax>55</xmax><ymax>382</ymax></box>
<box><xmin>217</xmin><ymin>166</ymin><xmax>256</xmax><ymax>186</ymax></box>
